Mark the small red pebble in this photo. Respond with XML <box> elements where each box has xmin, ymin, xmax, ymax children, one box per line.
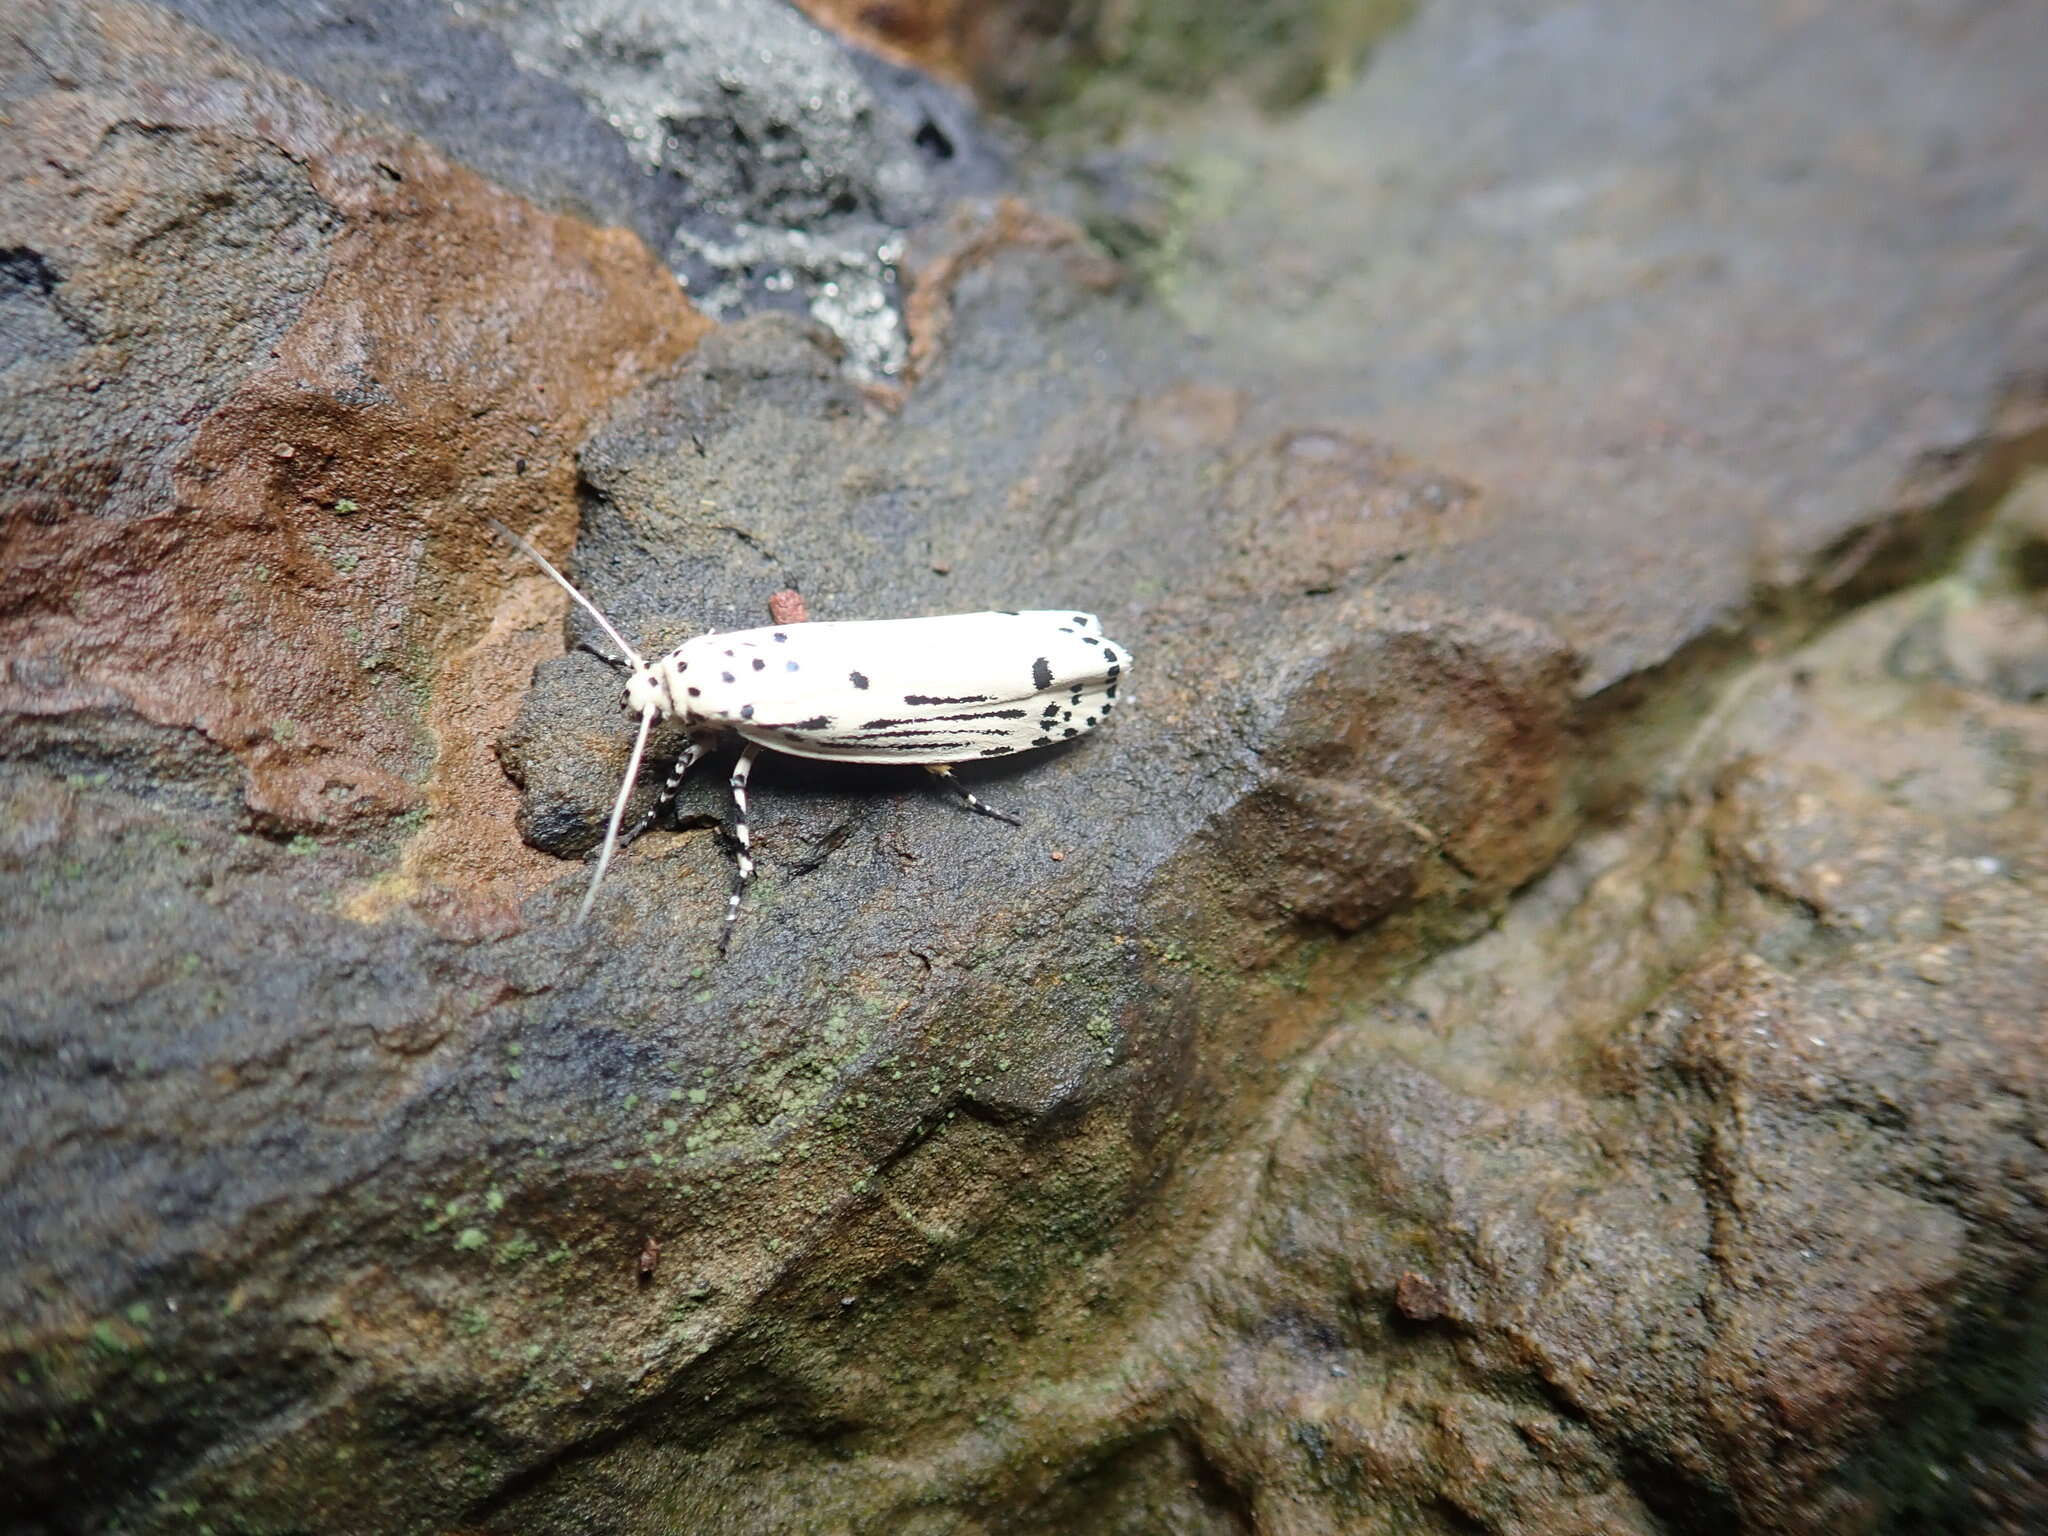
<box><xmin>767</xmin><ymin>589</ymin><xmax>809</xmax><ymax>625</ymax></box>
<box><xmin>1049</xmin><ymin>850</ymin><xmax>1064</xmax><ymax>861</ymax></box>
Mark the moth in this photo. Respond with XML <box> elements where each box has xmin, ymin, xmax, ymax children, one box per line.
<box><xmin>490</xmin><ymin>522</ymin><xmax>1131</xmax><ymax>950</ymax></box>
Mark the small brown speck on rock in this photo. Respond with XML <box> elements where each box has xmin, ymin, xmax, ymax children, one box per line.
<box><xmin>1394</xmin><ymin>1271</ymin><xmax>1448</xmax><ymax>1321</ymax></box>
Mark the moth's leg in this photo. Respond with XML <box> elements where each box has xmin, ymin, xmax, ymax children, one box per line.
<box><xmin>927</xmin><ymin>764</ymin><xmax>1021</xmax><ymax>827</ymax></box>
<box><xmin>617</xmin><ymin>738</ymin><xmax>707</xmax><ymax>851</ymax></box>
<box><xmin>718</xmin><ymin>742</ymin><xmax>763</xmax><ymax>956</ymax></box>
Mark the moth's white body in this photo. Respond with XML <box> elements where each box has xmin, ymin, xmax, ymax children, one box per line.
<box><xmin>489</xmin><ymin>519</ymin><xmax>1131</xmax><ymax>948</ymax></box>
<box><xmin>625</xmin><ymin>611</ymin><xmax>1125</xmax><ymax>764</ymax></box>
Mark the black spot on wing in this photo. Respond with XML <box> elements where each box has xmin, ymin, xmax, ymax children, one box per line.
<box><xmin>1031</xmin><ymin>657</ymin><xmax>1053</xmax><ymax>690</ymax></box>
<box><xmin>850</xmin><ymin>671</ymin><xmax>870</xmax><ymax>689</ymax></box>
<box><xmin>903</xmin><ymin>693</ymin><xmax>992</xmax><ymax>706</ymax></box>
<box><xmin>752</xmin><ymin>658</ymin><xmax>766</xmax><ymax>671</ymax></box>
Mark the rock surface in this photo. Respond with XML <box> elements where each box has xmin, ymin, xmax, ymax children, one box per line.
<box><xmin>151</xmin><ymin>0</ymin><xmax>1003</xmax><ymax>380</ymax></box>
<box><xmin>3</xmin><ymin>0</ymin><xmax>2046</xmax><ymax>1533</ymax></box>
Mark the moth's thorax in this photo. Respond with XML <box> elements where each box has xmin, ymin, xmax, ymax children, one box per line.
<box><xmin>662</xmin><ymin>630</ymin><xmax>784</xmax><ymax>728</ymax></box>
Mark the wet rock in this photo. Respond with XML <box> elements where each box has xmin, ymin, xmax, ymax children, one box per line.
<box><xmin>497</xmin><ymin>648</ymin><xmax>646</xmax><ymax>859</ymax></box>
<box><xmin>0</xmin><ymin>772</ymin><xmax>75</xmax><ymax>866</ymax></box>
<box><xmin>152</xmin><ymin>0</ymin><xmax>690</xmax><ymax>250</ymax></box>
<box><xmin>1156</xmin><ymin>566</ymin><xmax>2048</xmax><ymax>1534</ymax></box>
<box><xmin>1153</xmin><ymin>0</ymin><xmax>2048</xmax><ymax>701</ymax></box>
<box><xmin>463</xmin><ymin>0</ymin><xmax>1004</xmax><ymax>379</ymax></box>
<box><xmin>154</xmin><ymin>0</ymin><xmax>1003</xmax><ymax>382</ymax></box>
<box><xmin>0</xmin><ymin>0</ymin><xmax>704</xmax><ymax>870</ymax></box>
<box><xmin>4</xmin><ymin>0</ymin><xmax>2047</xmax><ymax>1532</ymax></box>
<box><xmin>1178</xmin><ymin>594</ymin><xmax>1578</xmax><ymax>958</ymax></box>
<box><xmin>501</xmin><ymin>303</ymin><xmax>1565</xmax><ymax>970</ymax></box>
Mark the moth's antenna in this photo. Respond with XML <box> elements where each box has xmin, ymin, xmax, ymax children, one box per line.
<box><xmin>487</xmin><ymin>518</ymin><xmax>644</xmax><ymax>669</ymax></box>
<box><xmin>578</xmin><ymin>704</ymin><xmax>656</xmax><ymax>923</ymax></box>
<box><xmin>576</xmin><ymin>639</ymin><xmax>631</xmax><ymax>671</ymax></box>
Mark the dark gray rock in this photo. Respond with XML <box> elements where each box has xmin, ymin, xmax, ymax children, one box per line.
<box><xmin>1145</xmin><ymin>0</ymin><xmax>2048</xmax><ymax>699</ymax></box>
<box><xmin>0</xmin><ymin>119</ymin><xmax>338</xmax><ymax>524</ymax></box>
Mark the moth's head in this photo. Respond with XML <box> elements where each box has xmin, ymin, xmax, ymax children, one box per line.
<box><xmin>623</xmin><ymin>662</ymin><xmax>670</xmax><ymax>719</ymax></box>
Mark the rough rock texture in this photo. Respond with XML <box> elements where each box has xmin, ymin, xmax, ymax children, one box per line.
<box><xmin>152</xmin><ymin>0</ymin><xmax>1003</xmax><ymax>382</ymax></box>
<box><xmin>4</xmin><ymin>0</ymin><xmax>2047</xmax><ymax>1533</ymax></box>
<box><xmin>456</xmin><ymin>0</ymin><xmax>1004</xmax><ymax>379</ymax></box>
<box><xmin>0</xmin><ymin>0</ymin><xmax>706</xmax><ymax>896</ymax></box>
<box><xmin>791</xmin><ymin>0</ymin><xmax>1417</xmax><ymax>121</ymax></box>
<box><xmin>1162</xmin><ymin>522</ymin><xmax>2048</xmax><ymax>1534</ymax></box>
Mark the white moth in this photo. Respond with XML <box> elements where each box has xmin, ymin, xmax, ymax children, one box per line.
<box><xmin>491</xmin><ymin>521</ymin><xmax>1131</xmax><ymax>950</ymax></box>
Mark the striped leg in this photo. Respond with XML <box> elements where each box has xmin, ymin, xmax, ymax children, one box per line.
<box><xmin>927</xmin><ymin>765</ymin><xmax>1020</xmax><ymax>827</ymax></box>
<box><xmin>617</xmin><ymin>739</ymin><xmax>706</xmax><ymax>851</ymax></box>
<box><xmin>718</xmin><ymin>742</ymin><xmax>762</xmax><ymax>956</ymax></box>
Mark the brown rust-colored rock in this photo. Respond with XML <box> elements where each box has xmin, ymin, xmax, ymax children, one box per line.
<box><xmin>1184</xmin><ymin>595</ymin><xmax>1579</xmax><ymax>957</ymax></box>
<box><xmin>791</xmin><ymin>0</ymin><xmax>978</xmax><ymax>83</ymax></box>
<box><xmin>1217</xmin><ymin>429</ymin><xmax>1484</xmax><ymax>596</ymax></box>
<box><xmin>901</xmin><ymin>197</ymin><xmax>1122</xmax><ymax>386</ymax></box>
<box><xmin>0</xmin><ymin>0</ymin><xmax>704</xmax><ymax>888</ymax></box>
